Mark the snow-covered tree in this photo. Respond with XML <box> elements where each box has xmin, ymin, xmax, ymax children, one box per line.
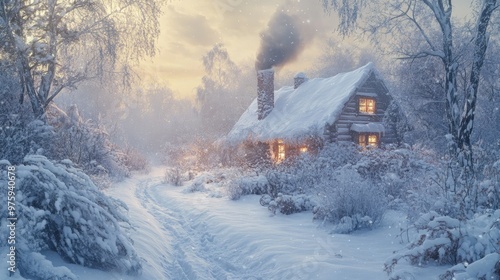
<box><xmin>311</xmin><ymin>37</ymin><xmax>379</xmax><ymax>78</ymax></box>
<box><xmin>0</xmin><ymin>0</ymin><xmax>162</xmax><ymax>119</ymax></box>
<box><xmin>323</xmin><ymin>0</ymin><xmax>499</xmax><ymax>212</ymax></box>
<box><xmin>113</xmin><ymin>85</ymin><xmax>199</xmax><ymax>151</ymax></box>
<box><xmin>0</xmin><ymin>156</ymin><xmax>141</xmax><ymax>278</ymax></box>
<box><xmin>0</xmin><ymin>61</ymin><xmax>53</xmax><ymax>163</ymax></box>
<box><xmin>196</xmin><ymin>43</ymin><xmax>254</xmax><ymax>139</ymax></box>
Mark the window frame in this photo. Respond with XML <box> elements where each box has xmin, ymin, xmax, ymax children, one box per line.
<box><xmin>276</xmin><ymin>140</ymin><xmax>286</xmax><ymax>163</ymax></box>
<box><xmin>358</xmin><ymin>97</ymin><xmax>376</xmax><ymax>114</ymax></box>
<box><xmin>358</xmin><ymin>133</ymin><xmax>379</xmax><ymax>148</ymax></box>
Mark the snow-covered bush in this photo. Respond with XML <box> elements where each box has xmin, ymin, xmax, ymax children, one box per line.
<box><xmin>476</xmin><ymin>157</ymin><xmax>500</xmax><ymax>210</ymax></box>
<box><xmin>441</xmin><ymin>253</ymin><xmax>500</xmax><ymax>280</ymax></box>
<box><xmin>385</xmin><ymin>210</ymin><xmax>500</xmax><ymax>279</ymax></box>
<box><xmin>313</xmin><ymin>167</ymin><xmax>386</xmax><ymax>232</ymax></box>
<box><xmin>265</xmin><ymin>171</ymin><xmax>303</xmax><ymax>199</ymax></box>
<box><xmin>226</xmin><ymin>175</ymin><xmax>268</xmax><ymax>200</ymax></box>
<box><xmin>0</xmin><ymin>115</ymin><xmax>53</xmax><ymax>164</ymax></box>
<box><xmin>118</xmin><ymin>146</ymin><xmax>150</xmax><ymax>173</ymax></box>
<box><xmin>184</xmin><ymin>181</ymin><xmax>207</xmax><ymax>193</ymax></box>
<box><xmin>189</xmin><ymin>138</ymin><xmax>237</xmax><ymax>169</ymax></box>
<box><xmin>161</xmin><ymin>142</ymin><xmax>187</xmax><ymax>165</ymax></box>
<box><xmin>313</xmin><ymin>142</ymin><xmax>361</xmax><ymax>169</ymax></box>
<box><xmin>266</xmin><ymin>193</ymin><xmax>316</xmax><ymax>215</ymax></box>
<box><xmin>246</xmin><ymin>143</ymin><xmax>445</xmax><ymax>233</ymax></box>
<box><xmin>182</xmin><ymin>170</ymin><xmax>231</xmax><ymax>193</ymax></box>
<box><xmin>351</xmin><ymin>146</ymin><xmax>453</xmax><ymax>221</ymax></box>
<box><xmin>254</xmin><ymin>145</ymin><xmax>388</xmax><ymax>228</ymax></box>
<box><xmin>355</xmin><ymin>147</ymin><xmax>433</xmax><ymax>194</ymax></box>
<box><xmin>7</xmin><ymin>155</ymin><xmax>141</xmax><ymax>277</ymax></box>
<box><xmin>164</xmin><ymin>167</ymin><xmax>183</xmax><ymax>186</ymax></box>
<box><xmin>0</xmin><ymin>69</ymin><xmax>49</xmax><ymax>153</ymax></box>
<box><xmin>385</xmin><ymin>212</ymin><xmax>461</xmax><ymax>274</ymax></box>
<box><xmin>265</xmin><ymin>143</ymin><xmax>360</xmax><ymax>194</ymax></box>
<box><xmin>49</xmin><ymin>105</ymin><xmax>130</xmax><ymax>180</ymax></box>
<box><xmin>17</xmin><ymin>252</ymin><xmax>77</xmax><ymax>280</ymax></box>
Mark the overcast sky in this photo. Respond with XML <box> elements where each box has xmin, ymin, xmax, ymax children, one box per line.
<box><xmin>139</xmin><ymin>0</ymin><xmax>474</xmax><ymax>99</ymax></box>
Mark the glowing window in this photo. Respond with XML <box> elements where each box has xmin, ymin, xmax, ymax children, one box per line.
<box><xmin>368</xmin><ymin>135</ymin><xmax>378</xmax><ymax>146</ymax></box>
<box><xmin>358</xmin><ymin>134</ymin><xmax>378</xmax><ymax>148</ymax></box>
<box><xmin>359</xmin><ymin>98</ymin><xmax>376</xmax><ymax>114</ymax></box>
<box><xmin>358</xmin><ymin>134</ymin><xmax>366</xmax><ymax>148</ymax></box>
<box><xmin>300</xmin><ymin>146</ymin><xmax>308</xmax><ymax>153</ymax></box>
<box><xmin>277</xmin><ymin>140</ymin><xmax>285</xmax><ymax>162</ymax></box>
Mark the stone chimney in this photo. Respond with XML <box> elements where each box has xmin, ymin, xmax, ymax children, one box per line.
<box><xmin>294</xmin><ymin>72</ymin><xmax>307</xmax><ymax>89</ymax></box>
<box><xmin>257</xmin><ymin>69</ymin><xmax>274</xmax><ymax>120</ymax></box>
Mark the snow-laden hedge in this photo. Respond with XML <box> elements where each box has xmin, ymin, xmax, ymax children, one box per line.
<box><xmin>2</xmin><ymin>156</ymin><xmax>141</xmax><ymax>278</ymax></box>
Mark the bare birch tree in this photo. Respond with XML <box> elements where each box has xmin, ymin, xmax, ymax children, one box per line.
<box><xmin>0</xmin><ymin>0</ymin><xmax>163</xmax><ymax>118</ymax></box>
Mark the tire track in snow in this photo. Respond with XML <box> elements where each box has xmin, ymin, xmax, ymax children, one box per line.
<box><xmin>135</xmin><ymin>177</ymin><xmax>261</xmax><ymax>280</ymax></box>
<box><xmin>117</xmin><ymin>168</ymin><xmax>407</xmax><ymax>280</ymax></box>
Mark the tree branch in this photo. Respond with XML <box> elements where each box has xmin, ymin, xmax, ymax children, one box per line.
<box><xmin>44</xmin><ymin>73</ymin><xmax>91</xmax><ymax>107</ymax></box>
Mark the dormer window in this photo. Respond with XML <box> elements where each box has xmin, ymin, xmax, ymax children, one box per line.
<box><xmin>359</xmin><ymin>97</ymin><xmax>376</xmax><ymax>114</ymax></box>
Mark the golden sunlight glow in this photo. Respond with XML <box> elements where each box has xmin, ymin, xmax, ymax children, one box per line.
<box><xmin>135</xmin><ymin>2</ymin><xmax>472</xmax><ymax>100</ymax></box>
<box><xmin>137</xmin><ymin>1</ymin><xmax>335</xmax><ymax>99</ymax></box>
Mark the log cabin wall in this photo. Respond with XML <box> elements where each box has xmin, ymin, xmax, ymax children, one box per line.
<box><xmin>328</xmin><ymin>73</ymin><xmax>398</xmax><ymax>145</ymax></box>
<box><xmin>268</xmin><ymin>138</ymin><xmax>322</xmax><ymax>163</ymax></box>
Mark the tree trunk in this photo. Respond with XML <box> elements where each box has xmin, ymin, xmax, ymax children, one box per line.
<box><xmin>422</xmin><ymin>0</ymin><xmax>461</xmax><ymax>154</ymax></box>
<box><xmin>38</xmin><ymin>0</ymin><xmax>58</xmax><ymax>108</ymax></box>
<box><xmin>1</xmin><ymin>0</ymin><xmax>51</xmax><ymax>119</ymax></box>
<box><xmin>457</xmin><ymin>0</ymin><xmax>497</xmax><ymax>204</ymax></box>
<box><xmin>18</xmin><ymin>55</ymin><xmax>45</xmax><ymax>118</ymax></box>
<box><xmin>1</xmin><ymin>0</ymin><xmax>45</xmax><ymax>118</ymax></box>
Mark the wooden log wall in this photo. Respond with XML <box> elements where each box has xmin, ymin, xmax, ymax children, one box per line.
<box><xmin>326</xmin><ymin>73</ymin><xmax>399</xmax><ymax>145</ymax></box>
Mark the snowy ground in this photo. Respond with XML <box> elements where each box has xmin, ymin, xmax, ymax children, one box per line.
<box><xmin>3</xmin><ymin>166</ymin><xmax>450</xmax><ymax>279</ymax></box>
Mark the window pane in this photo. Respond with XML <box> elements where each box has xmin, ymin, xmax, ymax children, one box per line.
<box><xmin>277</xmin><ymin>140</ymin><xmax>285</xmax><ymax>162</ymax></box>
<box><xmin>368</xmin><ymin>135</ymin><xmax>378</xmax><ymax>147</ymax></box>
<box><xmin>359</xmin><ymin>98</ymin><xmax>367</xmax><ymax>113</ymax></box>
<box><xmin>359</xmin><ymin>135</ymin><xmax>366</xmax><ymax>147</ymax></box>
<box><xmin>359</xmin><ymin>98</ymin><xmax>375</xmax><ymax>114</ymax></box>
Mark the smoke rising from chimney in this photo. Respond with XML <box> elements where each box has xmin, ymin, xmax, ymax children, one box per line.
<box><xmin>255</xmin><ymin>8</ymin><xmax>311</xmax><ymax>70</ymax></box>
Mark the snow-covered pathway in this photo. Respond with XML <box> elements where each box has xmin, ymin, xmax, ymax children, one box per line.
<box><xmin>106</xmin><ymin>166</ymin><xmax>416</xmax><ymax>280</ymax></box>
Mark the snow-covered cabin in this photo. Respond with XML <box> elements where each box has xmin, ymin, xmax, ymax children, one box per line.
<box><xmin>226</xmin><ymin>62</ymin><xmax>398</xmax><ymax>163</ymax></box>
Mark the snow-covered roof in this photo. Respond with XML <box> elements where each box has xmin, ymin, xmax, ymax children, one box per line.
<box><xmin>226</xmin><ymin>62</ymin><xmax>377</xmax><ymax>143</ymax></box>
<box><xmin>350</xmin><ymin>123</ymin><xmax>385</xmax><ymax>133</ymax></box>
<box><xmin>356</xmin><ymin>92</ymin><xmax>378</xmax><ymax>97</ymax></box>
